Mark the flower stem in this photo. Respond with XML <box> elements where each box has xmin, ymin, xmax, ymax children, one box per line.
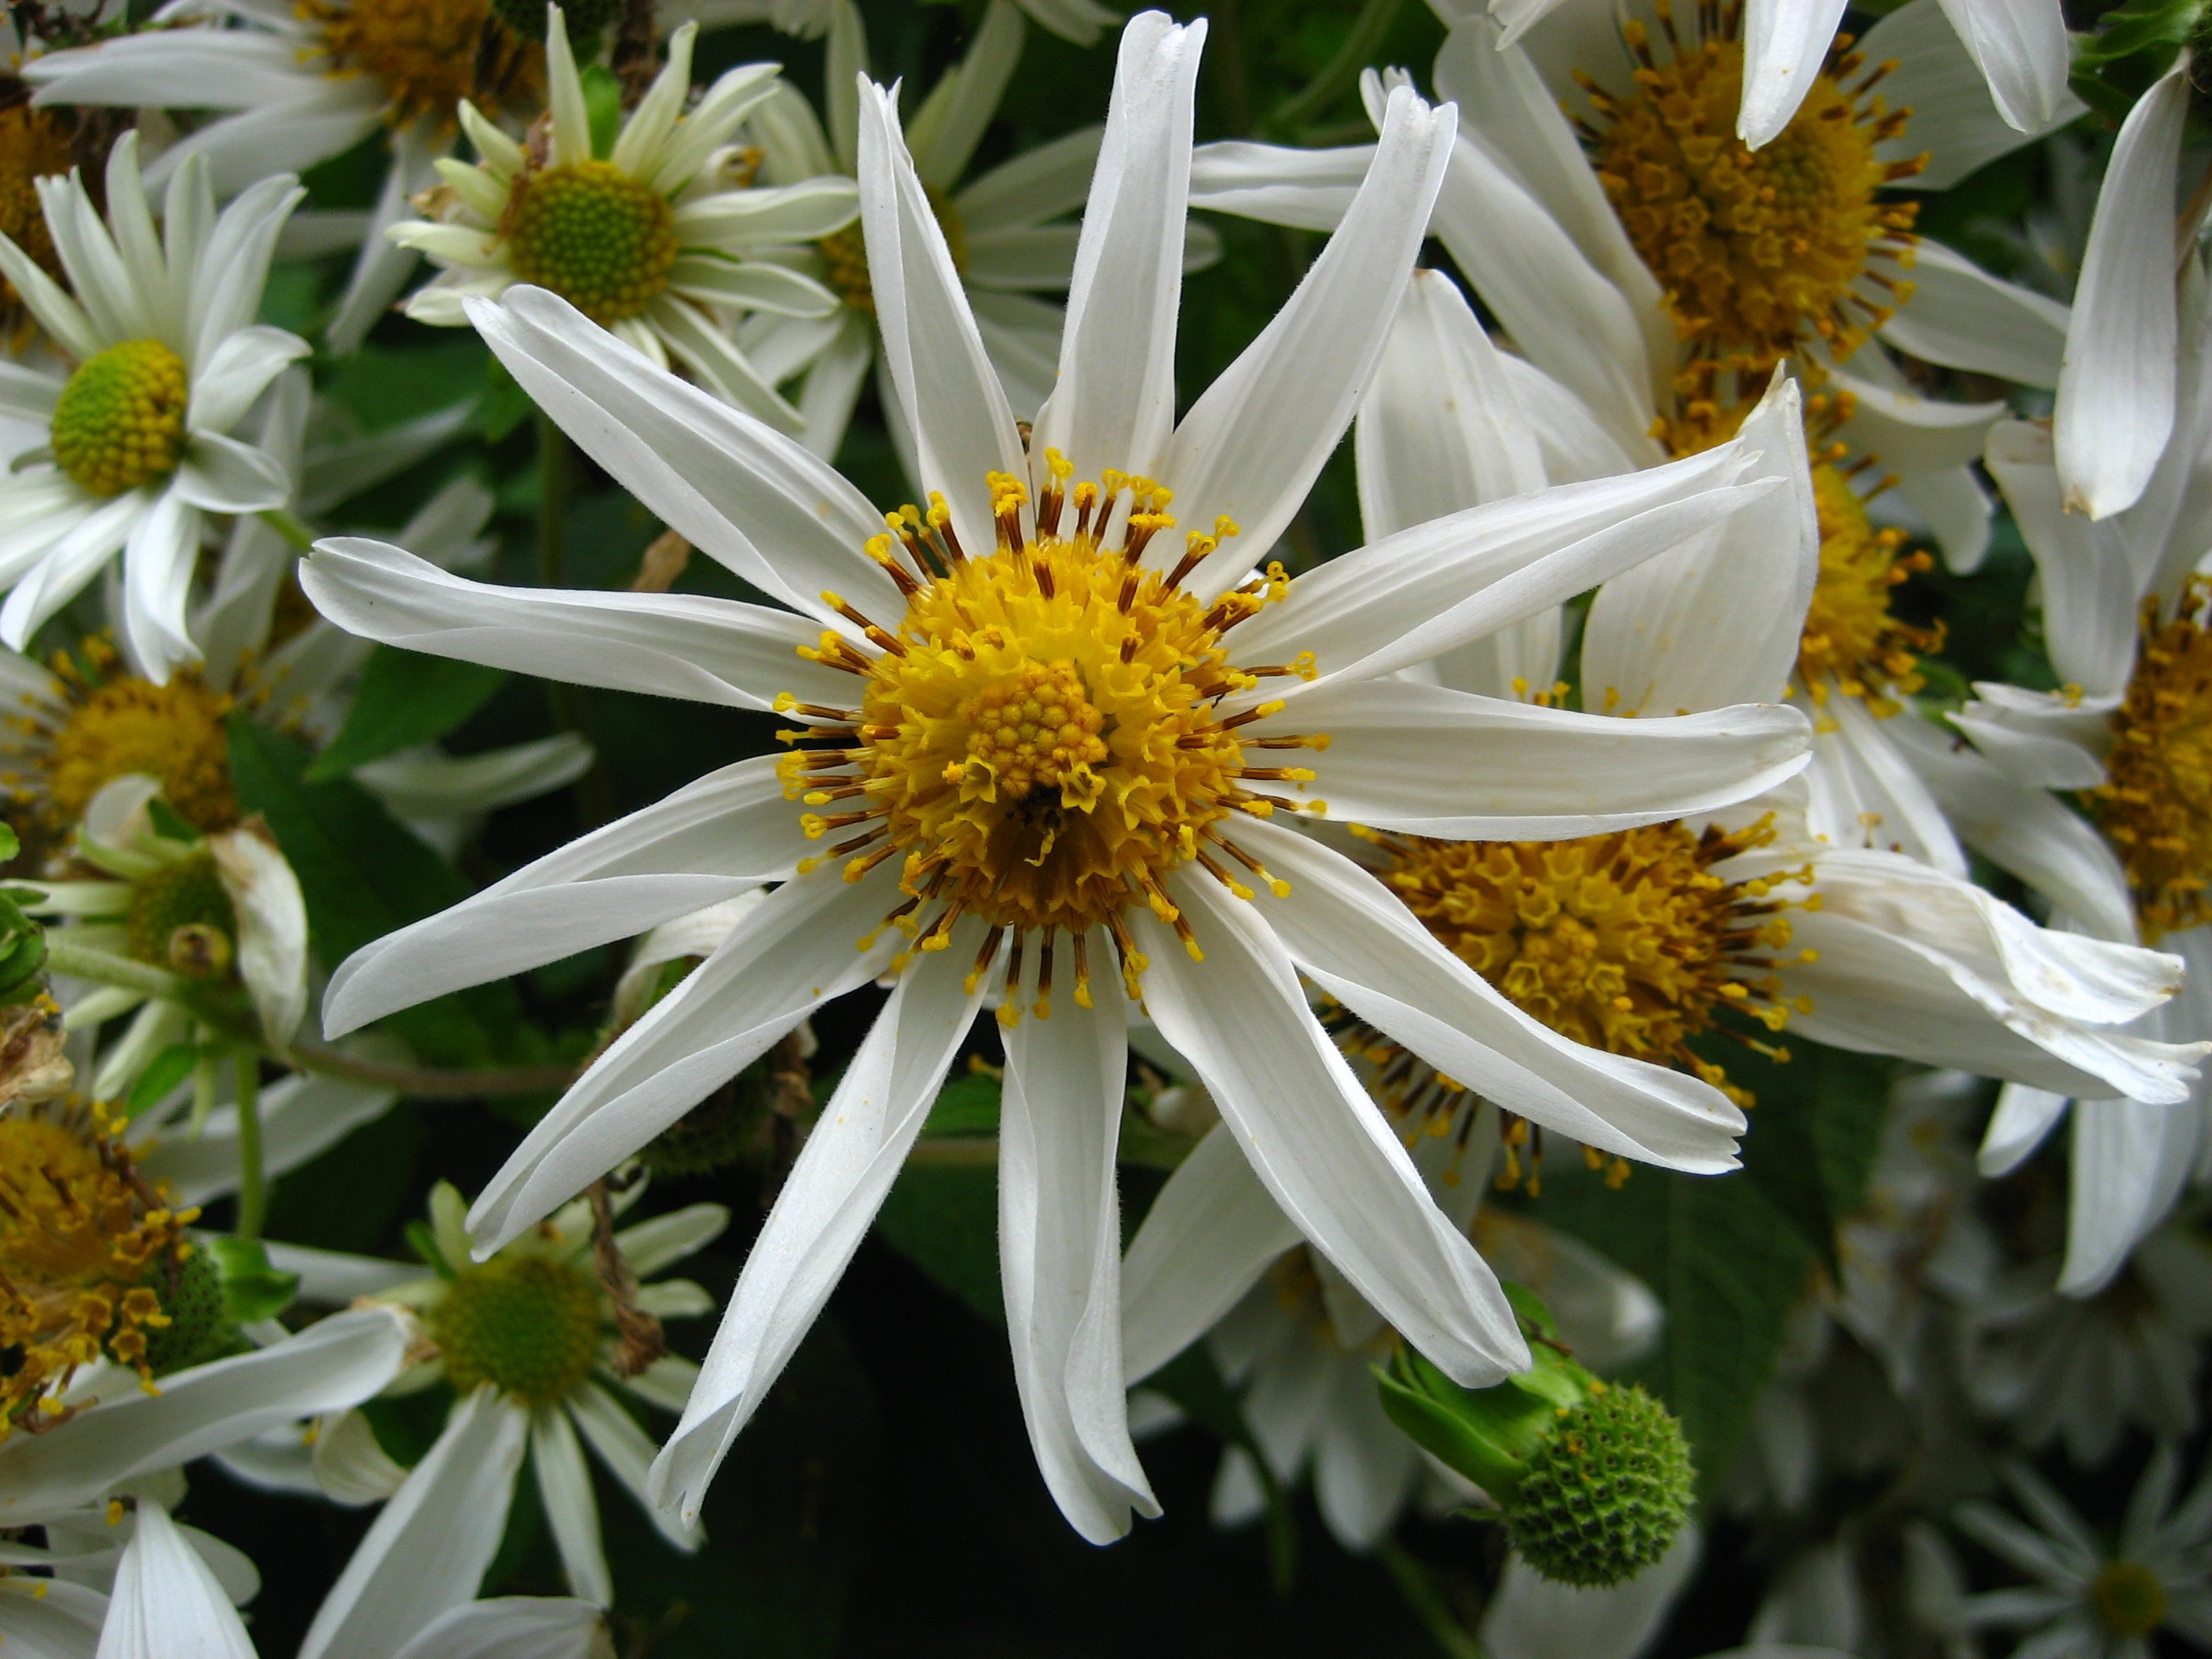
<box><xmin>1271</xmin><ymin>0</ymin><xmax>1404</xmax><ymax>131</ymax></box>
<box><xmin>233</xmin><ymin>1050</ymin><xmax>266</xmax><ymax>1240</ymax></box>
<box><xmin>1375</xmin><ymin>1536</ymin><xmax>1486</xmax><ymax>1659</ymax></box>
<box><xmin>257</xmin><ymin>508</ymin><xmax>317</xmax><ymax>552</ymax></box>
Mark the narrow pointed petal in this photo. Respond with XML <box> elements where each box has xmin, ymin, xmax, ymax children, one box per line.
<box><xmin>1738</xmin><ymin>0</ymin><xmax>1850</xmax><ymax>147</ymax></box>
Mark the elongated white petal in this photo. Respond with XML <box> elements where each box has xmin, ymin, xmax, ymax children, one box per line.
<box><xmin>856</xmin><ymin>77</ymin><xmax>1024</xmax><ymax>558</ymax></box>
<box><xmin>1001</xmin><ymin>969</ymin><xmax>1159</xmax><ymax>1542</ymax></box>
<box><xmin>0</xmin><ymin>1308</ymin><xmax>408</xmax><ymax>1520</ymax></box>
<box><xmin>663</xmin><ymin>257</ymin><xmax>837</xmax><ymax>317</ymax></box>
<box><xmin>470</xmin><ymin>868</ymin><xmax>907</xmax><ymax>1252</ymax></box>
<box><xmin>211</xmin><ymin>824</ymin><xmax>309</xmax><ymax>1047</ymax></box>
<box><xmin>1932</xmin><ymin>0</ymin><xmax>2071</xmax><ymax>136</ymax></box>
<box><xmin>1880</xmin><ymin>240</ymin><xmax>2070</xmax><ymax>389</ymax></box>
<box><xmin>1262</xmin><ymin>679</ymin><xmax>1808</xmax><ymax>838</ymax></box>
<box><xmin>390</xmin><ymin>1599</ymin><xmax>606</xmax><ymax>1659</ymax></box>
<box><xmin>1979</xmin><ymin>1080</ymin><xmax>2071</xmax><ymax>1176</ymax></box>
<box><xmin>1165</xmin><ymin>84</ymin><xmax>1456</xmax><ymax>595</ymax></box>
<box><xmin>354</xmin><ymin>734</ymin><xmax>593</xmax><ymax>821</ymax></box>
<box><xmin>2062</xmin><ymin>1092</ymin><xmax>2201</xmax><ymax>1295</ymax></box>
<box><xmin>467</xmin><ymin>287</ymin><xmax>895</xmax><ymax>621</ymax></box>
<box><xmin>323</xmin><ymin>756</ymin><xmax>810</xmax><ymax>1037</ymax></box>
<box><xmin>1829</xmin><ymin>368</ymin><xmax>2009</xmax><ymax>473</ymax></box>
<box><xmin>143</xmin><ymin>1072</ymin><xmax>399</xmax><ymax>1206</ymax></box>
<box><xmin>298</xmin><ymin>1390</ymin><xmax>530</xmax><ymax>1659</ymax></box>
<box><xmin>188</xmin><ymin>324</ymin><xmax>311</xmax><ymax>434</ymax></box>
<box><xmin>1031</xmin><ymin>13</ymin><xmax>1203</xmax><ymax>493</ymax></box>
<box><xmin>650</xmin><ymin>937</ymin><xmax>984</xmax><ymax>1521</ymax></box>
<box><xmin>1865</xmin><ymin>0</ymin><xmax>2075</xmax><ymax>189</ymax></box>
<box><xmin>1983</xmin><ymin>420</ymin><xmax>2141</xmax><ymax>698</ymax></box>
<box><xmin>1799</xmin><ymin>692</ymin><xmax>1968</xmax><ymax>877</ymax></box>
<box><xmin>97</xmin><ymin>1502</ymin><xmax>251</xmax><ymax>1659</ymax></box>
<box><xmin>2055</xmin><ymin>62</ymin><xmax>2188</xmax><ymax>518</ymax></box>
<box><xmin>672</xmin><ymin>175</ymin><xmax>860</xmax><ymax>245</ymax></box>
<box><xmin>1950</xmin><ymin>680</ymin><xmax>2114</xmax><ymax>790</ymax></box>
<box><xmin>326</xmin><ymin>119</ymin><xmax>442</xmax><ymax>356</ymax></box>
<box><xmin>1134</xmin><ymin>868</ymin><xmax>1528</xmax><ymax>1386</ymax></box>
<box><xmin>1481</xmin><ymin>1528</ymin><xmax>1703</xmax><ymax>1659</ymax></box>
<box><xmin>1</xmin><ymin>493</ymin><xmax>139</xmax><ymax>656</ymax></box>
<box><xmin>119</xmin><ymin>488</ymin><xmax>204</xmax><ymax>683</ymax></box>
<box><xmin>530</xmin><ymin>1406</ymin><xmax>610</xmax><ymax>1606</ymax></box>
<box><xmin>1120</xmin><ymin>1123</ymin><xmax>1302</xmax><ymax>1383</ymax></box>
<box><xmin>1738</xmin><ymin>0</ymin><xmax>1849</xmax><ymax>148</ymax></box>
<box><xmin>1186</xmin><ymin>138</ymin><xmax>1367</xmax><ymax>231</ymax></box>
<box><xmin>302</xmin><ymin>540</ymin><xmax>851</xmax><ymax>710</ymax></box>
<box><xmin>188</xmin><ymin>171</ymin><xmax>307</xmax><ymax>371</ymax></box>
<box><xmin>174</xmin><ymin>431</ymin><xmax>289</xmax><ymax>515</ymax></box>
<box><xmin>1236</xmin><ymin>816</ymin><xmax>1749</xmax><ymax>1172</ymax></box>
<box><xmin>565</xmin><ymin>1383</ymin><xmax>700</xmax><ymax>1552</ymax></box>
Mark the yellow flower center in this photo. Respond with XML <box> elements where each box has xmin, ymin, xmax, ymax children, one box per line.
<box><xmin>38</xmin><ymin>654</ymin><xmax>238</xmax><ymax>833</ymax></box>
<box><xmin>0</xmin><ymin>106</ymin><xmax>76</xmax><ymax>342</ymax></box>
<box><xmin>2092</xmin><ymin>577</ymin><xmax>2212</xmax><ymax>942</ymax></box>
<box><xmin>778</xmin><ymin>456</ymin><xmax>1326</xmax><ymax>1020</ymax></box>
<box><xmin>50</xmin><ymin>340</ymin><xmax>188</xmax><ymax>497</ymax></box>
<box><xmin>1796</xmin><ymin>460</ymin><xmax>1939</xmax><ymax>712</ymax></box>
<box><xmin>506</xmin><ymin>160</ymin><xmax>678</xmax><ymax>327</ymax></box>
<box><xmin>431</xmin><ymin>1252</ymin><xmax>602</xmax><ymax>1406</ymax></box>
<box><xmin>816</xmin><ymin>185</ymin><xmax>964</xmax><ymax>317</ymax></box>
<box><xmin>0</xmin><ymin>1104</ymin><xmax>200</xmax><ymax>1439</ymax></box>
<box><xmin>1365</xmin><ymin>819</ymin><xmax>1815</xmax><ymax>1111</ymax></box>
<box><xmin>126</xmin><ymin>848</ymin><xmax>240</xmax><ymax>981</ymax></box>
<box><xmin>302</xmin><ymin>0</ymin><xmax>537</xmax><ymax>126</ymax></box>
<box><xmin>1584</xmin><ymin>2</ymin><xmax>1923</xmax><ymax>366</ymax></box>
<box><xmin>2092</xmin><ymin>1560</ymin><xmax>2169</xmax><ymax>1637</ymax></box>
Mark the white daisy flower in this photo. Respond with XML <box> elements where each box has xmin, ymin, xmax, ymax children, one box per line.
<box><xmin>93</xmin><ymin>1456</ymin><xmax>607</xmax><ymax>1659</ymax></box>
<box><xmin>1442</xmin><ymin>0</ymin><xmax>2074</xmax><ymax>151</ymax></box>
<box><xmin>296</xmin><ymin>15</ymin><xmax>1815</xmax><ymax>1542</ymax></box>
<box><xmin>20</xmin><ymin>773</ymin><xmax>309</xmax><ymax>1097</ymax></box>
<box><xmin>740</xmin><ymin>0</ymin><xmax>1196</xmax><ymax>461</ymax></box>
<box><xmin>1955</xmin><ymin>1446</ymin><xmax>2212</xmax><ymax>1659</ymax></box>
<box><xmin>390</xmin><ymin>12</ymin><xmax>851</xmax><ymax>429</ymax></box>
<box><xmin>360</xmin><ymin>1178</ymin><xmax>730</xmax><ymax>1605</ymax></box>
<box><xmin>22</xmin><ymin>0</ymin><xmax>548</xmax><ymax>353</ymax></box>
<box><xmin>1189</xmin><ymin>0</ymin><xmax>2075</xmax><ymax>576</ymax></box>
<box><xmin>1967</xmin><ymin>1225</ymin><xmax>2212</xmax><ymax>1469</ymax></box>
<box><xmin>0</xmin><ymin>134</ymin><xmax>306</xmax><ymax>683</ymax></box>
<box><xmin>1932</xmin><ymin>294</ymin><xmax>2212</xmax><ymax>1294</ymax></box>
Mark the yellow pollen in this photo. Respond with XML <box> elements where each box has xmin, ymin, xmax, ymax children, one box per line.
<box><xmin>2092</xmin><ymin>577</ymin><xmax>2212</xmax><ymax>942</ymax></box>
<box><xmin>780</xmin><ymin>468</ymin><xmax>1318</xmax><ymax>1005</ymax></box>
<box><xmin>1796</xmin><ymin>460</ymin><xmax>1939</xmax><ymax>712</ymax></box>
<box><xmin>50</xmin><ymin>340</ymin><xmax>188</xmax><ymax>497</ymax></box>
<box><xmin>0</xmin><ymin>1103</ymin><xmax>200</xmax><ymax>1440</ymax></box>
<box><xmin>1587</xmin><ymin>16</ymin><xmax>1922</xmax><ymax>366</ymax></box>
<box><xmin>0</xmin><ymin>107</ymin><xmax>75</xmax><ymax>345</ymax></box>
<box><xmin>42</xmin><ymin>661</ymin><xmax>238</xmax><ymax>832</ymax></box>
<box><xmin>505</xmin><ymin>160</ymin><xmax>678</xmax><ymax>326</ymax></box>
<box><xmin>1373</xmin><ymin>819</ymin><xmax>1813</xmax><ymax>1108</ymax></box>
<box><xmin>302</xmin><ymin>0</ymin><xmax>537</xmax><ymax>126</ymax></box>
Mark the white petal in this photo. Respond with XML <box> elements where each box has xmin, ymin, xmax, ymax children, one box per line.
<box><xmin>143</xmin><ymin>1072</ymin><xmax>399</xmax><ymax>1207</ymax></box>
<box><xmin>2061</xmin><ymin>1093</ymin><xmax>2200</xmax><ymax>1295</ymax></box>
<box><xmin>96</xmin><ymin>1502</ymin><xmax>251</xmax><ymax>1659</ymax></box>
<box><xmin>1265</xmin><ymin>678</ymin><xmax>1809</xmax><ymax>837</ymax></box>
<box><xmin>643</xmin><ymin>295</ymin><xmax>809</xmax><ymax>432</ymax></box>
<box><xmin>916</xmin><ymin>0</ymin><xmax>1025</xmax><ymax>187</ymax></box>
<box><xmin>1931</xmin><ymin>0</ymin><xmax>2071</xmax><ymax>135</ymax></box>
<box><xmin>563</xmin><ymin>1386</ymin><xmax>698</xmax><ymax>1552</ymax></box>
<box><xmin>187</xmin><ymin>171</ymin><xmax>307</xmax><ymax>371</ymax></box>
<box><xmin>1480</xmin><ymin>1528</ymin><xmax>1703</xmax><ymax>1659</ymax></box>
<box><xmin>615</xmin><ymin>1204</ymin><xmax>732</xmax><ymax>1278</ymax></box>
<box><xmin>1866</xmin><ymin>0</ymin><xmax>2076</xmax><ymax>188</ymax></box>
<box><xmin>174</xmin><ymin>431</ymin><xmax>290</xmax><ymax>514</ymax></box>
<box><xmin>1881</xmin><ymin>240</ymin><xmax>2070</xmax><ymax>389</ymax></box>
<box><xmin>1001</xmin><ymin>971</ymin><xmax>1159</xmax><ymax>1542</ymax></box>
<box><xmin>1119</xmin><ymin>1123</ymin><xmax>1302</xmax><ymax>1383</ymax></box>
<box><xmin>1133</xmin><ymin>867</ymin><xmax>1528</xmax><ymax>1386</ymax></box>
<box><xmin>1983</xmin><ymin>419</ymin><xmax>2141</xmax><ymax>698</ymax></box>
<box><xmin>1895</xmin><ymin>463</ymin><xmax>1992</xmax><ymax>576</ymax></box>
<box><xmin>1978</xmin><ymin>1080</ymin><xmax>2071</xmax><ymax>1176</ymax></box>
<box><xmin>663</xmin><ymin>256</ymin><xmax>838</xmax><ymax>317</ymax></box>
<box><xmin>1829</xmin><ymin>368</ymin><xmax>2009</xmax><ymax>473</ymax></box>
<box><xmin>1186</xmin><ymin>138</ymin><xmax>1367</xmax><ymax>233</ymax></box>
<box><xmin>0</xmin><ymin>1307</ymin><xmax>408</xmax><ymax>1521</ymax></box>
<box><xmin>465</xmin><ymin>287</ymin><xmax>895</xmax><ymax>621</ymax></box>
<box><xmin>958</xmin><ymin>124</ymin><xmax>1104</xmax><ymax>233</ymax></box>
<box><xmin>649</xmin><ymin>937</ymin><xmax>983</xmax><ymax>1522</ymax></box>
<box><xmin>529</xmin><ymin>1406</ymin><xmax>610</xmax><ymax>1606</ymax></box>
<box><xmin>321</xmin><ymin>756</ymin><xmax>810</xmax><ymax>1037</ymax></box>
<box><xmin>1031</xmin><ymin>13</ymin><xmax>1204</xmax><ymax>493</ymax></box>
<box><xmin>299</xmin><ymin>538</ymin><xmax>853</xmax><ymax>709</ymax></box>
<box><xmin>187</xmin><ymin>324</ymin><xmax>311</xmax><ymax>435</ymax></box>
<box><xmin>211</xmin><ymin>824</ymin><xmax>310</xmax><ymax>1047</ymax></box>
<box><xmin>2055</xmin><ymin>61</ymin><xmax>2188</xmax><ymax>518</ymax></box>
<box><xmin>1738</xmin><ymin>0</ymin><xmax>1850</xmax><ymax>148</ymax></box>
<box><xmin>298</xmin><ymin>1390</ymin><xmax>530</xmax><ymax>1659</ymax></box>
<box><xmin>1798</xmin><ymin>692</ymin><xmax>1968</xmax><ymax>877</ymax></box>
<box><xmin>468</xmin><ymin>867</ymin><xmax>907</xmax><ymax>1252</ymax></box>
<box><xmin>390</xmin><ymin>1599</ymin><xmax>606</xmax><ymax>1659</ymax></box>
<box><xmin>1950</xmin><ymin>680</ymin><xmax>2114</xmax><ymax>790</ymax></box>
<box><xmin>0</xmin><ymin>493</ymin><xmax>139</xmax><ymax>655</ymax></box>
<box><xmin>1165</xmin><ymin>85</ymin><xmax>1456</xmax><ymax>593</ymax></box>
<box><xmin>326</xmin><ymin>121</ymin><xmax>442</xmax><ymax>356</ymax></box>
<box><xmin>855</xmin><ymin>78</ymin><xmax>1024</xmax><ymax>558</ymax></box>
<box><xmin>120</xmin><ymin>489</ymin><xmax>205</xmax><ymax>683</ymax></box>
<box><xmin>353</xmin><ymin>734</ymin><xmax>593</xmax><ymax>820</ymax></box>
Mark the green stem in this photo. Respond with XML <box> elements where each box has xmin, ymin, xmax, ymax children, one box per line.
<box><xmin>233</xmin><ymin>1050</ymin><xmax>266</xmax><ymax>1240</ymax></box>
<box><xmin>257</xmin><ymin>508</ymin><xmax>317</xmax><ymax>553</ymax></box>
<box><xmin>1375</xmin><ymin>1536</ymin><xmax>1486</xmax><ymax>1659</ymax></box>
<box><xmin>1272</xmin><ymin>0</ymin><xmax>1404</xmax><ymax>131</ymax></box>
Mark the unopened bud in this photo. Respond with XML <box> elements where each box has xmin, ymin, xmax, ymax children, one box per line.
<box><xmin>167</xmin><ymin>922</ymin><xmax>233</xmax><ymax>980</ymax></box>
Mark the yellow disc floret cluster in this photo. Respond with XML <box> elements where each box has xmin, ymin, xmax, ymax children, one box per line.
<box><xmin>50</xmin><ymin>339</ymin><xmax>188</xmax><ymax>497</ymax></box>
<box><xmin>304</xmin><ymin>0</ymin><xmax>536</xmax><ymax>126</ymax></box>
<box><xmin>34</xmin><ymin>646</ymin><xmax>239</xmax><ymax>833</ymax></box>
<box><xmin>430</xmin><ymin>1252</ymin><xmax>603</xmax><ymax>1406</ymax></box>
<box><xmin>776</xmin><ymin>454</ymin><xmax>1328</xmax><ymax>1020</ymax></box>
<box><xmin>2093</xmin><ymin>578</ymin><xmax>2212</xmax><ymax>943</ymax></box>
<box><xmin>1582</xmin><ymin>0</ymin><xmax>1924</xmax><ymax>367</ymax></box>
<box><xmin>1363</xmin><ymin>819</ymin><xmax>1817</xmax><ymax>1111</ymax></box>
<box><xmin>0</xmin><ymin>1102</ymin><xmax>200</xmax><ymax>1438</ymax></box>
<box><xmin>1797</xmin><ymin>460</ymin><xmax>1940</xmax><ymax>713</ymax></box>
<box><xmin>507</xmin><ymin>160</ymin><xmax>679</xmax><ymax>326</ymax></box>
<box><xmin>0</xmin><ymin>105</ymin><xmax>76</xmax><ymax>342</ymax></box>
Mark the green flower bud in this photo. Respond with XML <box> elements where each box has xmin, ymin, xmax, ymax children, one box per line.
<box><xmin>0</xmin><ymin>888</ymin><xmax>46</xmax><ymax>1007</ymax></box>
<box><xmin>1376</xmin><ymin>1286</ymin><xmax>1694</xmax><ymax>1588</ymax></box>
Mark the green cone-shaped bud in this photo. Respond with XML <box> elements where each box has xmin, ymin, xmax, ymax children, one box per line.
<box><xmin>1376</xmin><ymin>1285</ymin><xmax>1694</xmax><ymax>1588</ymax></box>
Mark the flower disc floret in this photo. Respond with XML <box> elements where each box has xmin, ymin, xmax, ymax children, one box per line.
<box><xmin>37</xmin><ymin>656</ymin><xmax>238</xmax><ymax>832</ymax></box>
<box><xmin>0</xmin><ymin>1104</ymin><xmax>199</xmax><ymax>1437</ymax></box>
<box><xmin>2091</xmin><ymin>1559</ymin><xmax>2169</xmax><ymax>1637</ymax></box>
<box><xmin>1503</xmin><ymin>1383</ymin><xmax>1694</xmax><ymax>1588</ymax></box>
<box><xmin>50</xmin><ymin>339</ymin><xmax>188</xmax><ymax>497</ymax></box>
<box><xmin>1583</xmin><ymin>2</ymin><xmax>1923</xmax><ymax>364</ymax></box>
<box><xmin>304</xmin><ymin>0</ymin><xmax>534</xmax><ymax>126</ymax></box>
<box><xmin>778</xmin><ymin>456</ymin><xmax>1328</xmax><ymax>1016</ymax></box>
<box><xmin>2093</xmin><ymin>577</ymin><xmax>2212</xmax><ymax>941</ymax></box>
<box><xmin>1797</xmin><ymin>461</ymin><xmax>1940</xmax><ymax>712</ymax></box>
<box><xmin>431</xmin><ymin>1253</ymin><xmax>602</xmax><ymax>1406</ymax></box>
<box><xmin>507</xmin><ymin>160</ymin><xmax>679</xmax><ymax>326</ymax></box>
<box><xmin>126</xmin><ymin>848</ymin><xmax>238</xmax><ymax>980</ymax></box>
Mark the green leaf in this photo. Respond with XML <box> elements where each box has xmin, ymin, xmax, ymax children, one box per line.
<box><xmin>873</xmin><ymin>1165</ymin><xmax>1001</xmax><ymax>1324</ymax></box>
<box><xmin>207</xmin><ymin>1236</ymin><xmax>302</xmax><ymax>1322</ymax></box>
<box><xmin>229</xmin><ymin>718</ymin><xmax>521</xmax><ymax>1066</ymax></box>
<box><xmin>921</xmin><ymin>1069</ymin><xmax>1002</xmax><ymax>1136</ymax></box>
<box><xmin>1531</xmin><ymin>1161</ymin><xmax>1815</xmax><ymax>1485</ymax></box>
<box><xmin>145</xmin><ymin>797</ymin><xmax>203</xmax><ymax>844</ymax></box>
<box><xmin>126</xmin><ymin>1043</ymin><xmax>201</xmax><ymax>1118</ymax></box>
<box><xmin>306</xmin><ymin>646</ymin><xmax>507</xmax><ymax>780</ymax></box>
<box><xmin>0</xmin><ymin>822</ymin><xmax>18</xmax><ymax>862</ymax></box>
<box><xmin>582</xmin><ymin>64</ymin><xmax>623</xmax><ymax>159</ymax></box>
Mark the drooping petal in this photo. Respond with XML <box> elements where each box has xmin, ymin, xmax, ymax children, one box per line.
<box><xmin>210</xmin><ymin>822</ymin><xmax>310</xmax><ymax>1047</ymax></box>
<box><xmin>1983</xmin><ymin>420</ymin><xmax>2141</xmax><ymax>698</ymax></box>
<box><xmin>96</xmin><ymin>1501</ymin><xmax>252</xmax><ymax>1659</ymax></box>
<box><xmin>2061</xmin><ymin>1092</ymin><xmax>2201</xmax><ymax>1296</ymax></box>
